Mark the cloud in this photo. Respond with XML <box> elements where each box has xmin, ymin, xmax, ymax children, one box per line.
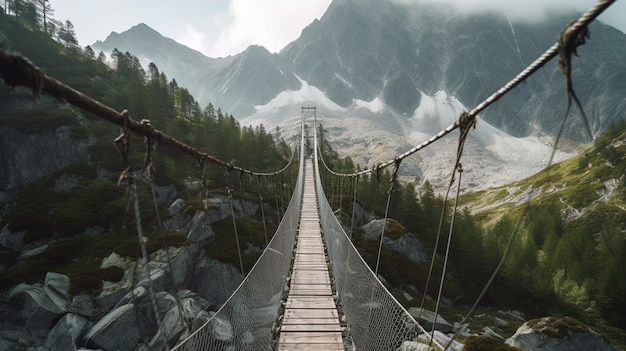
<box><xmin>206</xmin><ymin>0</ymin><xmax>332</xmax><ymax>57</ymax></box>
<box><xmin>397</xmin><ymin>0</ymin><xmax>600</xmax><ymax>21</ymax></box>
<box><xmin>177</xmin><ymin>25</ymin><xmax>209</xmax><ymax>55</ymax></box>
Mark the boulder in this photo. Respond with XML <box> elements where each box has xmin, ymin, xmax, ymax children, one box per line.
<box><xmin>153</xmin><ymin>184</ymin><xmax>176</xmax><ymax>207</ymax></box>
<box><xmin>84</xmin><ymin>304</ymin><xmax>141</xmax><ymax>350</ymax></box>
<box><xmin>43</xmin><ymin>313</ymin><xmax>88</xmax><ymax>351</ymax></box>
<box><xmin>68</xmin><ymin>294</ymin><xmax>102</xmax><ymax>319</ymax></box>
<box><xmin>44</xmin><ymin>272</ymin><xmax>71</xmax><ymax>311</ymax></box>
<box><xmin>482</xmin><ymin>326</ymin><xmax>505</xmax><ymax>341</ymax></box>
<box><xmin>8</xmin><ymin>284</ymin><xmax>64</xmax><ymax>332</ymax></box>
<box><xmin>431</xmin><ymin>330</ymin><xmax>463</xmax><ymax>351</ymax></box>
<box><xmin>188</xmin><ymin>211</ymin><xmax>215</xmax><ymax>242</ymax></box>
<box><xmin>505</xmin><ymin>317</ymin><xmax>616</xmax><ymax>351</ymax></box>
<box><xmin>168</xmin><ymin>198</ymin><xmax>187</xmax><ymax>216</ymax></box>
<box><xmin>360</xmin><ymin>219</ymin><xmax>427</xmax><ymax>263</ymax></box>
<box><xmin>192</xmin><ymin>257</ymin><xmax>243</xmax><ymax>307</ymax></box>
<box><xmin>0</xmin><ymin>224</ymin><xmax>24</xmax><ymax>252</ymax></box>
<box><xmin>408</xmin><ymin>307</ymin><xmax>452</xmax><ymax>333</ymax></box>
<box><xmin>397</xmin><ymin>341</ymin><xmax>431</xmax><ymax>350</ymax></box>
<box><xmin>0</xmin><ymin>327</ymin><xmax>40</xmax><ymax>351</ymax></box>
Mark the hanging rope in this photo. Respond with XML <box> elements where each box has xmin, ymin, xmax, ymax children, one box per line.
<box><xmin>144</xmin><ymin>130</ymin><xmax>190</xmax><ymax>331</ymax></box>
<box><xmin>226</xmin><ymin>169</ymin><xmax>246</xmax><ymax>275</ymax></box>
<box><xmin>418</xmin><ymin>110</ymin><xmax>477</xmax><ymax>326</ymax></box>
<box><xmin>114</xmin><ymin>122</ymin><xmax>168</xmax><ymax>348</ymax></box>
<box><xmin>113</xmin><ymin>110</ymin><xmax>132</xmax><ymax>187</ymax></box>
<box><xmin>374</xmin><ymin>158</ymin><xmax>401</xmax><ymax>276</ymax></box>
<box><xmin>430</xmin><ymin>164</ymin><xmax>464</xmax><ymax>348</ymax></box>
<box><xmin>549</xmin><ymin>19</ymin><xmax>595</xmax><ymax>165</ymax></box>
<box><xmin>349</xmin><ymin>175</ymin><xmax>359</xmax><ymax>240</ymax></box>
<box><xmin>257</xmin><ymin>175</ymin><xmax>269</xmax><ymax>245</ymax></box>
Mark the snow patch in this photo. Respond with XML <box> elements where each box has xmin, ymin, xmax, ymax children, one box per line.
<box><xmin>354</xmin><ymin>97</ymin><xmax>385</xmax><ymax>114</ymax></box>
<box><xmin>253</xmin><ymin>77</ymin><xmax>346</xmax><ymax>115</ymax></box>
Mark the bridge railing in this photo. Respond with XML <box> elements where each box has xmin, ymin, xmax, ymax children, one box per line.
<box><xmin>172</xmin><ymin>122</ymin><xmax>306</xmax><ymax>351</ymax></box>
<box><xmin>312</xmin><ymin>122</ymin><xmax>440</xmax><ymax>351</ymax></box>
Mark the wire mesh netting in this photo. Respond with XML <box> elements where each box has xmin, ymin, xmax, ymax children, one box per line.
<box><xmin>171</xmin><ymin>127</ymin><xmax>305</xmax><ymax>351</ymax></box>
<box><xmin>312</xmin><ymin>125</ymin><xmax>441</xmax><ymax>351</ymax></box>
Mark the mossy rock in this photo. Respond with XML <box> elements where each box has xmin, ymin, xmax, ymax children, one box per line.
<box><xmin>526</xmin><ymin>316</ymin><xmax>589</xmax><ymax>339</ymax></box>
<box><xmin>463</xmin><ymin>336</ymin><xmax>523</xmax><ymax>351</ymax></box>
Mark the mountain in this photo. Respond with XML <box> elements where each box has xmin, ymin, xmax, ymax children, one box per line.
<box><xmin>93</xmin><ymin>24</ymin><xmax>301</xmax><ymax>116</ymax></box>
<box><xmin>92</xmin><ymin>0</ymin><xmax>626</xmax><ymax>191</ymax></box>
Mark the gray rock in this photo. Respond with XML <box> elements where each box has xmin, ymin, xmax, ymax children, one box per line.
<box><xmin>0</xmin><ymin>327</ymin><xmax>41</xmax><ymax>351</ymax></box>
<box><xmin>0</xmin><ymin>124</ymin><xmax>92</xmax><ymax>190</ymax></box>
<box><xmin>188</xmin><ymin>211</ymin><xmax>215</xmax><ymax>242</ymax></box>
<box><xmin>397</xmin><ymin>341</ymin><xmax>431</xmax><ymax>351</ymax></box>
<box><xmin>360</xmin><ymin>219</ymin><xmax>427</xmax><ymax>263</ymax></box>
<box><xmin>44</xmin><ymin>272</ymin><xmax>71</xmax><ymax>311</ymax></box>
<box><xmin>8</xmin><ymin>284</ymin><xmax>64</xmax><ymax>332</ymax></box>
<box><xmin>407</xmin><ymin>307</ymin><xmax>452</xmax><ymax>334</ymax></box>
<box><xmin>482</xmin><ymin>326</ymin><xmax>505</xmax><ymax>341</ymax></box>
<box><xmin>100</xmin><ymin>251</ymin><xmax>126</xmax><ymax>269</ymax></box>
<box><xmin>193</xmin><ymin>257</ymin><xmax>243</xmax><ymax>307</ymax></box>
<box><xmin>44</xmin><ymin>313</ymin><xmax>88</xmax><ymax>351</ymax></box>
<box><xmin>153</xmin><ymin>184</ymin><xmax>176</xmax><ymax>207</ymax></box>
<box><xmin>0</xmin><ymin>224</ymin><xmax>24</xmax><ymax>252</ymax></box>
<box><xmin>506</xmin><ymin>317</ymin><xmax>616</xmax><ymax>351</ymax></box>
<box><xmin>84</xmin><ymin>304</ymin><xmax>141</xmax><ymax>350</ymax></box>
<box><xmin>168</xmin><ymin>198</ymin><xmax>187</xmax><ymax>216</ymax></box>
<box><xmin>494</xmin><ymin>316</ymin><xmax>509</xmax><ymax>328</ymax></box>
<box><xmin>432</xmin><ymin>330</ymin><xmax>464</xmax><ymax>351</ymax></box>
<box><xmin>164</xmin><ymin>214</ymin><xmax>191</xmax><ymax>233</ymax></box>
<box><xmin>68</xmin><ymin>295</ymin><xmax>102</xmax><ymax>319</ymax></box>
<box><xmin>19</xmin><ymin>244</ymin><xmax>49</xmax><ymax>259</ymax></box>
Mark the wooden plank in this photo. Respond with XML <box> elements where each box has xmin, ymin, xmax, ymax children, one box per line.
<box><xmin>286</xmin><ymin>296</ymin><xmax>336</xmax><ymax>309</ymax></box>
<box><xmin>279</xmin><ymin>342</ymin><xmax>344</xmax><ymax>351</ymax></box>
<box><xmin>281</xmin><ymin>318</ymin><xmax>341</xmax><ymax>325</ymax></box>
<box><xmin>279</xmin><ymin>332</ymin><xmax>342</xmax><ymax>343</ymax></box>
<box><xmin>285</xmin><ymin>308</ymin><xmax>338</xmax><ymax>319</ymax></box>
<box><xmin>280</xmin><ymin>323</ymin><xmax>342</xmax><ymax>332</ymax></box>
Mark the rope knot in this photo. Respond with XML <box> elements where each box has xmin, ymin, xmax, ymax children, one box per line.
<box><xmin>558</xmin><ymin>20</ymin><xmax>589</xmax><ymax>79</ymax></box>
<box><xmin>114</xmin><ymin>110</ymin><xmax>132</xmax><ymax>186</ymax></box>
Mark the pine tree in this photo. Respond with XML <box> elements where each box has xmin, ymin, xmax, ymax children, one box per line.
<box><xmin>35</xmin><ymin>0</ymin><xmax>52</xmax><ymax>32</ymax></box>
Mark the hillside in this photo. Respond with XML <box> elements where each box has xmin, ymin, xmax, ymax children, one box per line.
<box><xmin>0</xmin><ymin>12</ymin><xmax>295</xmax><ymax>350</ymax></box>
<box><xmin>458</xmin><ymin>121</ymin><xmax>626</xmax><ymax>348</ymax></box>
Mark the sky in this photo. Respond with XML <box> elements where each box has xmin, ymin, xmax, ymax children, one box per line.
<box><xmin>51</xmin><ymin>0</ymin><xmax>626</xmax><ymax>58</ymax></box>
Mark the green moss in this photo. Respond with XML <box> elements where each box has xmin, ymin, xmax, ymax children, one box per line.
<box><xmin>0</xmin><ymin>229</ymin><xmax>188</xmax><ymax>295</ymax></box>
<box><xmin>0</xmin><ymin>108</ymin><xmax>88</xmax><ymax>139</ymax></box>
<box><xmin>385</xmin><ymin>219</ymin><xmax>406</xmax><ymax>240</ymax></box>
<box><xmin>526</xmin><ymin>316</ymin><xmax>588</xmax><ymax>338</ymax></box>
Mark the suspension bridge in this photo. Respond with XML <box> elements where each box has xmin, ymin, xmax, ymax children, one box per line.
<box><xmin>0</xmin><ymin>0</ymin><xmax>619</xmax><ymax>350</ymax></box>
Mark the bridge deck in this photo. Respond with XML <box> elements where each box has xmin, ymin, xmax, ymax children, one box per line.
<box><xmin>278</xmin><ymin>159</ymin><xmax>343</xmax><ymax>351</ymax></box>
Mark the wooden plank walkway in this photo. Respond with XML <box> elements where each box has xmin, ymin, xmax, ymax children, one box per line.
<box><xmin>278</xmin><ymin>159</ymin><xmax>344</xmax><ymax>351</ymax></box>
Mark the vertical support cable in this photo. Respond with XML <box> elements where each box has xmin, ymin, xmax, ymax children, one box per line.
<box><xmin>228</xmin><ymin>188</ymin><xmax>246</xmax><ymax>275</ymax></box>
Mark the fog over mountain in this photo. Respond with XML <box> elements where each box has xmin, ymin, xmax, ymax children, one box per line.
<box><xmin>93</xmin><ymin>0</ymin><xmax>626</xmax><ymax>190</ymax></box>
